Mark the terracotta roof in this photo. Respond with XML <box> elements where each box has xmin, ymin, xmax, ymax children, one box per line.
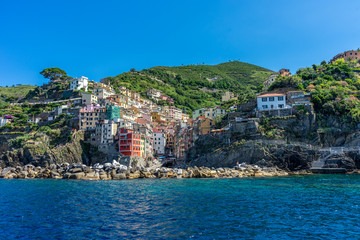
<box><xmin>135</xmin><ymin>118</ymin><xmax>149</xmax><ymax>125</ymax></box>
<box><xmin>257</xmin><ymin>93</ymin><xmax>285</xmax><ymax>97</ymax></box>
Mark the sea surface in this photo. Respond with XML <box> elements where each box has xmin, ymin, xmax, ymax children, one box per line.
<box><xmin>1</xmin><ymin>175</ymin><xmax>360</xmax><ymax>239</ymax></box>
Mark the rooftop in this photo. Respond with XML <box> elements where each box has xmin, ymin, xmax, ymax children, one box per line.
<box><xmin>257</xmin><ymin>93</ymin><xmax>285</xmax><ymax>97</ymax></box>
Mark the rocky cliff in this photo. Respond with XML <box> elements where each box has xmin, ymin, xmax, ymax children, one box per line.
<box><xmin>0</xmin><ymin>131</ymin><xmax>91</xmax><ymax>168</ymax></box>
<box><xmin>187</xmin><ymin>139</ymin><xmax>319</xmax><ymax>171</ymax></box>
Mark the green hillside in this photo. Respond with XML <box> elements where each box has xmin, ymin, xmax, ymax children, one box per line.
<box><xmin>269</xmin><ymin>58</ymin><xmax>360</xmax><ymax>123</ymax></box>
<box><xmin>0</xmin><ymin>85</ymin><xmax>36</xmax><ymax>103</ymax></box>
<box><xmin>105</xmin><ymin>61</ymin><xmax>274</xmax><ymax>111</ymax></box>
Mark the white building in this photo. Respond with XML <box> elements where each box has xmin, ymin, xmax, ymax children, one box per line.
<box><xmin>27</xmin><ymin>118</ymin><xmax>41</xmax><ymax>124</ymax></box>
<box><xmin>93</xmin><ymin>86</ymin><xmax>115</xmax><ymax>100</ymax></box>
<box><xmin>117</xmin><ymin>119</ymin><xmax>133</xmax><ymax>129</ymax></box>
<box><xmin>70</xmin><ymin>76</ymin><xmax>89</xmax><ymax>91</ymax></box>
<box><xmin>146</xmin><ymin>88</ymin><xmax>162</xmax><ymax>99</ymax></box>
<box><xmin>0</xmin><ymin>118</ymin><xmax>9</xmax><ymax>127</ymax></box>
<box><xmin>256</xmin><ymin>93</ymin><xmax>288</xmax><ymax>110</ymax></box>
<box><xmin>100</xmin><ymin>120</ymin><xmax>118</xmax><ymax>144</ymax></box>
<box><xmin>153</xmin><ymin>132</ymin><xmax>166</xmax><ymax>155</ymax></box>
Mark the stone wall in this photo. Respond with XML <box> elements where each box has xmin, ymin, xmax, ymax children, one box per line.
<box><xmin>236</xmin><ymin>99</ymin><xmax>257</xmax><ymax>113</ymax></box>
<box><xmin>230</xmin><ymin>119</ymin><xmax>259</xmax><ymax>136</ymax></box>
<box><xmin>256</xmin><ymin>108</ymin><xmax>293</xmax><ymax>118</ymax></box>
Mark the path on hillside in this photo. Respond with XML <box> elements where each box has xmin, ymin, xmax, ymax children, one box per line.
<box><xmin>10</xmin><ymin>98</ymin><xmax>81</xmax><ymax>106</ymax></box>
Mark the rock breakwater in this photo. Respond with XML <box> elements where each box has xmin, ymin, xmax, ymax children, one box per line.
<box><xmin>0</xmin><ymin>161</ymin><xmax>290</xmax><ymax>180</ymax></box>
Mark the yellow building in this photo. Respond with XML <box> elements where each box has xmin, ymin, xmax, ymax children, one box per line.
<box><xmin>119</xmin><ymin>86</ymin><xmax>132</xmax><ymax>97</ymax></box>
<box><xmin>110</xmin><ymin>94</ymin><xmax>129</xmax><ymax>108</ymax></box>
<box><xmin>151</xmin><ymin>111</ymin><xmax>166</xmax><ymax>122</ymax></box>
<box><xmin>198</xmin><ymin>117</ymin><xmax>214</xmax><ymax>135</ymax></box>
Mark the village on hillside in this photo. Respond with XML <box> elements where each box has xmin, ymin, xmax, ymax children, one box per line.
<box><xmin>1</xmin><ymin>50</ymin><xmax>359</xmax><ymax>165</ymax></box>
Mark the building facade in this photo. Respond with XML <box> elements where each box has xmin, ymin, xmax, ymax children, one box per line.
<box><xmin>80</xmin><ymin>92</ymin><xmax>98</xmax><ymax>105</ymax></box>
<box><xmin>331</xmin><ymin>50</ymin><xmax>360</xmax><ymax>63</ymax></box>
<box><xmin>257</xmin><ymin>93</ymin><xmax>287</xmax><ymax>110</ymax></box>
<box><xmin>99</xmin><ymin>120</ymin><xmax>118</xmax><ymax>144</ymax></box>
<box><xmin>118</xmin><ymin>128</ymin><xmax>143</xmax><ymax>157</ymax></box>
<box><xmin>79</xmin><ymin>105</ymin><xmax>106</xmax><ymax>130</ymax></box>
<box><xmin>222</xmin><ymin>91</ymin><xmax>238</xmax><ymax>102</ymax></box>
<box><xmin>70</xmin><ymin>76</ymin><xmax>89</xmax><ymax>91</ymax></box>
<box><xmin>279</xmin><ymin>69</ymin><xmax>291</xmax><ymax>76</ymax></box>
<box><xmin>192</xmin><ymin>107</ymin><xmax>226</xmax><ymax>120</ymax></box>
<box><xmin>153</xmin><ymin>132</ymin><xmax>166</xmax><ymax>155</ymax></box>
<box><xmin>93</xmin><ymin>87</ymin><xmax>114</xmax><ymax>100</ymax></box>
<box><xmin>0</xmin><ymin>118</ymin><xmax>10</xmax><ymax>127</ymax></box>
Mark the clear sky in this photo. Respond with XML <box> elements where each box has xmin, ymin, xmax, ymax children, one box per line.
<box><xmin>0</xmin><ymin>0</ymin><xmax>360</xmax><ymax>86</ymax></box>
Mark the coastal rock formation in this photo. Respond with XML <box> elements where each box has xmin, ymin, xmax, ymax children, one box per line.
<box><xmin>187</xmin><ymin>140</ymin><xmax>320</xmax><ymax>171</ymax></box>
<box><xmin>0</xmin><ymin>161</ymin><xmax>290</xmax><ymax>180</ymax></box>
<box><xmin>0</xmin><ymin>131</ymin><xmax>89</xmax><ymax>168</ymax></box>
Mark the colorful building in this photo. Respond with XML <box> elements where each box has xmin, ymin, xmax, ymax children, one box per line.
<box><xmin>279</xmin><ymin>69</ymin><xmax>291</xmax><ymax>76</ymax></box>
<box><xmin>106</xmin><ymin>105</ymin><xmax>121</xmax><ymax>120</ymax></box>
<box><xmin>79</xmin><ymin>105</ymin><xmax>106</xmax><ymax>130</ymax></box>
<box><xmin>118</xmin><ymin>128</ymin><xmax>143</xmax><ymax>157</ymax></box>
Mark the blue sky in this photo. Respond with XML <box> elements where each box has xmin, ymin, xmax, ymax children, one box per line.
<box><xmin>0</xmin><ymin>0</ymin><xmax>360</xmax><ymax>86</ymax></box>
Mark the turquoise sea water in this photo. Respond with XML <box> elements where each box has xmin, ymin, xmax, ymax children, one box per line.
<box><xmin>1</xmin><ymin>175</ymin><xmax>360</xmax><ymax>239</ymax></box>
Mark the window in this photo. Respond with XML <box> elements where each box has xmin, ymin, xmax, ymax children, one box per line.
<box><xmin>262</xmin><ymin>105</ymin><xmax>268</xmax><ymax>109</ymax></box>
<box><xmin>269</xmin><ymin>97</ymin><xmax>274</xmax><ymax>101</ymax></box>
<box><xmin>278</xmin><ymin>96</ymin><xmax>284</xmax><ymax>101</ymax></box>
<box><xmin>262</xmin><ymin>97</ymin><xmax>267</xmax><ymax>102</ymax></box>
<box><xmin>278</xmin><ymin>104</ymin><xmax>284</xmax><ymax>108</ymax></box>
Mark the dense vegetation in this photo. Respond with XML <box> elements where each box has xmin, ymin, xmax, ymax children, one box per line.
<box><xmin>105</xmin><ymin>61</ymin><xmax>273</xmax><ymax>111</ymax></box>
<box><xmin>0</xmin><ymin>102</ymin><xmax>74</xmax><ymax>151</ymax></box>
<box><xmin>270</xmin><ymin>58</ymin><xmax>360</xmax><ymax>124</ymax></box>
<box><xmin>0</xmin><ymin>85</ymin><xmax>36</xmax><ymax>105</ymax></box>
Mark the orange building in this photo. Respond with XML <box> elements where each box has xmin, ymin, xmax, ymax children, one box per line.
<box><xmin>279</xmin><ymin>69</ymin><xmax>291</xmax><ymax>77</ymax></box>
<box><xmin>118</xmin><ymin>128</ymin><xmax>143</xmax><ymax>157</ymax></box>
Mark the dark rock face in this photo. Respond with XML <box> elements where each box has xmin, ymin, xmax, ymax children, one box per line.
<box><xmin>187</xmin><ymin>140</ymin><xmax>320</xmax><ymax>171</ymax></box>
<box><xmin>0</xmin><ymin>132</ymin><xmax>88</xmax><ymax>168</ymax></box>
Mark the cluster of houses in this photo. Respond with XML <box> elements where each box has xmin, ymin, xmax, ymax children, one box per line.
<box><xmin>1</xmin><ymin>71</ymin><xmax>315</xmax><ymax>161</ymax></box>
<box><xmin>6</xmin><ymin>76</ymin><xmax>229</xmax><ymax>161</ymax></box>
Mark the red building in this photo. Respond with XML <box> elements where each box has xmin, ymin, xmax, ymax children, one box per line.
<box><xmin>118</xmin><ymin>128</ymin><xmax>142</xmax><ymax>157</ymax></box>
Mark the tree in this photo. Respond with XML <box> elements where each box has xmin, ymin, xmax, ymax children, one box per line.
<box><xmin>40</xmin><ymin>68</ymin><xmax>68</xmax><ymax>81</ymax></box>
<box><xmin>130</xmin><ymin>68</ymin><xmax>136</xmax><ymax>72</ymax></box>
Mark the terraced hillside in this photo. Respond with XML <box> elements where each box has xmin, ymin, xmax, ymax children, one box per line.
<box><xmin>105</xmin><ymin>61</ymin><xmax>274</xmax><ymax>111</ymax></box>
